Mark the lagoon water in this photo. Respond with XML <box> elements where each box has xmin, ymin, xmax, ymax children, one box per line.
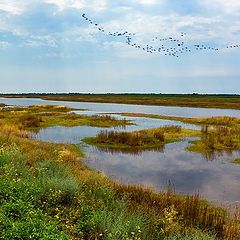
<box><xmin>1</xmin><ymin>97</ymin><xmax>240</xmax><ymax>205</ymax></box>
<box><xmin>1</xmin><ymin>97</ymin><xmax>240</xmax><ymax>118</ymax></box>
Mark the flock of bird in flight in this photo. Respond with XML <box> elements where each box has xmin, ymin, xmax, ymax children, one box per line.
<box><xmin>82</xmin><ymin>13</ymin><xmax>240</xmax><ymax>58</ymax></box>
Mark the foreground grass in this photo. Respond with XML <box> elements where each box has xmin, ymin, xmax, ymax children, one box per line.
<box><xmin>2</xmin><ymin>93</ymin><xmax>240</xmax><ymax>109</ymax></box>
<box><xmin>0</xmin><ymin>104</ymin><xmax>131</xmax><ymax>129</ymax></box>
<box><xmin>84</xmin><ymin>126</ymin><xmax>200</xmax><ymax>152</ymax></box>
<box><xmin>0</xmin><ymin>123</ymin><xmax>239</xmax><ymax>239</ymax></box>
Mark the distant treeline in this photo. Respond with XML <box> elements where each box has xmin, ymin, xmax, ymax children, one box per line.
<box><xmin>1</xmin><ymin>93</ymin><xmax>240</xmax><ymax>97</ymax></box>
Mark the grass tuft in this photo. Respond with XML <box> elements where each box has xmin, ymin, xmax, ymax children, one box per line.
<box><xmin>84</xmin><ymin>126</ymin><xmax>199</xmax><ymax>151</ymax></box>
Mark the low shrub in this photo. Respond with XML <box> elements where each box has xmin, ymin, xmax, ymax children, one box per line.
<box><xmin>18</xmin><ymin>114</ymin><xmax>42</xmax><ymax>128</ymax></box>
<box><xmin>95</xmin><ymin>130</ymin><xmax>165</xmax><ymax>147</ymax></box>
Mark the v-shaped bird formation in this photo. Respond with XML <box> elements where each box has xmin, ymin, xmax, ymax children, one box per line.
<box><xmin>82</xmin><ymin>13</ymin><xmax>240</xmax><ymax>58</ymax></box>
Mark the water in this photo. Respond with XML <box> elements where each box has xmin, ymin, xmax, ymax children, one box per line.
<box><xmin>1</xmin><ymin>97</ymin><xmax>240</xmax><ymax>118</ymax></box>
<box><xmin>1</xmin><ymin>97</ymin><xmax>240</xmax><ymax>205</ymax></box>
<box><xmin>34</xmin><ymin>117</ymin><xmax>200</xmax><ymax>144</ymax></box>
<box><xmin>84</xmin><ymin>140</ymin><xmax>240</xmax><ymax>206</ymax></box>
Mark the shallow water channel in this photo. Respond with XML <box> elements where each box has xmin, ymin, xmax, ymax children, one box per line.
<box><xmin>1</xmin><ymin>97</ymin><xmax>240</xmax><ymax>206</ymax></box>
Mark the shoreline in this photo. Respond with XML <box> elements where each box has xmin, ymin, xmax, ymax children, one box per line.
<box><xmin>1</xmin><ymin>94</ymin><xmax>240</xmax><ymax>110</ymax></box>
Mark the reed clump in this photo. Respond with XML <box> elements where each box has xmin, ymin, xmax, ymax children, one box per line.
<box><xmin>85</xmin><ymin>126</ymin><xmax>199</xmax><ymax>150</ymax></box>
<box><xmin>93</xmin><ymin>129</ymin><xmax>165</xmax><ymax>147</ymax></box>
<box><xmin>18</xmin><ymin>114</ymin><xmax>42</xmax><ymax>128</ymax></box>
<box><xmin>0</xmin><ymin>123</ymin><xmax>29</xmax><ymax>138</ymax></box>
<box><xmin>188</xmin><ymin>125</ymin><xmax>240</xmax><ymax>154</ymax></box>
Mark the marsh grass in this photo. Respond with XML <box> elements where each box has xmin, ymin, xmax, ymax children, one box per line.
<box><xmin>0</xmin><ymin>105</ymin><xmax>131</xmax><ymax>129</ymax></box>
<box><xmin>27</xmin><ymin>104</ymin><xmax>73</xmax><ymax>113</ymax></box>
<box><xmin>121</xmin><ymin>113</ymin><xmax>240</xmax><ymax>128</ymax></box>
<box><xmin>18</xmin><ymin>114</ymin><xmax>42</xmax><ymax>128</ymax></box>
<box><xmin>0</xmin><ymin>123</ymin><xmax>29</xmax><ymax>139</ymax></box>
<box><xmin>95</xmin><ymin>130</ymin><xmax>165</xmax><ymax>146</ymax></box>
<box><xmin>125</xmin><ymin>113</ymin><xmax>240</xmax><ymax>160</ymax></box>
<box><xmin>231</xmin><ymin>158</ymin><xmax>240</xmax><ymax>164</ymax></box>
<box><xmin>0</xmin><ymin>107</ymin><xmax>239</xmax><ymax>239</ymax></box>
<box><xmin>0</xmin><ymin>135</ymin><xmax>239</xmax><ymax>239</ymax></box>
<box><xmin>85</xmin><ymin>126</ymin><xmax>199</xmax><ymax>150</ymax></box>
<box><xmin>187</xmin><ymin>125</ymin><xmax>240</xmax><ymax>157</ymax></box>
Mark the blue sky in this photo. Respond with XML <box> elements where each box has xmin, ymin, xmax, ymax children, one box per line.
<box><xmin>0</xmin><ymin>0</ymin><xmax>240</xmax><ymax>93</ymax></box>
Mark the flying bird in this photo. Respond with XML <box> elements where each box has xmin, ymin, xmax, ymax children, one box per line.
<box><xmin>81</xmin><ymin>13</ymin><xmax>240</xmax><ymax>58</ymax></box>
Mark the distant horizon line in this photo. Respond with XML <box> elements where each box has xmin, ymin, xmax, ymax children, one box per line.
<box><xmin>0</xmin><ymin>93</ymin><xmax>240</xmax><ymax>96</ymax></box>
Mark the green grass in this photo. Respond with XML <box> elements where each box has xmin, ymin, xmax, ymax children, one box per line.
<box><xmin>0</xmin><ymin>125</ymin><xmax>239</xmax><ymax>239</ymax></box>
<box><xmin>0</xmin><ymin>105</ymin><xmax>131</xmax><ymax>129</ymax></box>
<box><xmin>118</xmin><ymin>113</ymin><xmax>240</xmax><ymax>159</ymax></box>
<box><xmin>84</xmin><ymin>126</ymin><xmax>200</xmax><ymax>151</ymax></box>
<box><xmin>0</xmin><ymin>105</ymin><xmax>239</xmax><ymax>239</ymax></box>
<box><xmin>121</xmin><ymin>113</ymin><xmax>240</xmax><ymax>127</ymax></box>
<box><xmin>2</xmin><ymin>93</ymin><xmax>240</xmax><ymax>109</ymax></box>
<box><xmin>0</xmin><ymin>140</ymin><xmax>224</xmax><ymax>240</ymax></box>
<box><xmin>231</xmin><ymin>158</ymin><xmax>240</xmax><ymax>164</ymax></box>
<box><xmin>187</xmin><ymin>126</ymin><xmax>240</xmax><ymax>157</ymax></box>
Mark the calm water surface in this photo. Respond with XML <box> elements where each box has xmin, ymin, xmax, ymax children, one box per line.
<box><xmin>1</xmin><ymin>97</ymin><xmax>240</xmax><ymax>205</ymax></box>
<box><xmin>84</xmin><ymin>140</ymin><xmax>240</xmax><ymax>206</ymax></box>
<box><xmin>1</xmin><ymin>97</ymin><xmax>240</xmax><ymax>118</ymax></box>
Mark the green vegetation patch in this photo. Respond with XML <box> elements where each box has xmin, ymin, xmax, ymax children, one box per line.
<box><xmin>84</xmin><ymin>126</ymin><xmax>200</xmax><ymax>150</ymax></box>
<box><xmin>40</xmin><ymin>113</ymin><xmax>131</xmax><ymax>128</ymax></box>
<box><xmin>187</xmin><ymin>126</ymin><xmax>240</xmax><ymax>155</ymax></box>
<box><xmin>121</xmin><ymin>113</ymin><xmax>240</xmax><ymax>127</ymax></box>
<box><xmin>119</xmin><ymin>113</ymin><xmax>240</xmax><ymax>158</ymax></box>
<box><xmin>0</xmin><ymin>105</ymin><xmax>131</xmax><ymax>130</ymax></box>
<box><xmin>0</xmin><ymin>127</ymin><xmax>238</xmax><ymax>239</ymax></box>
<box><xmin>231</xmin><ymin>158</ymin><xmax>240</xmax><ymax>164</ymax></box>
<box><xmin>0</xmin><ymin>104</ymin><xmax>239</xmax><ymax>239</ymax></box>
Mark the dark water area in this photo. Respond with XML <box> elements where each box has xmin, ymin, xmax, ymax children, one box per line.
<box><xmin>1</xmin><ymin>97</ymin><xmax>240</xmax><ymax>205</ymax></box>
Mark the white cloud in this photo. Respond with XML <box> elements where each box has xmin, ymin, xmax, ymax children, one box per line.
<box><xmin>44</xmin><ymin>0</ymin><xmax>82</xmax><ymax>11</ymax></box>
<box><xmin>135</xmin><ymin>0</ymin><xmax>158</xmax><ymax>5</ymax></box>
<box><xmin>0</xmin><ymin>0</ymin><xmax>240</xmax><ymax>52</ymax></box>
<box><xmin>0</xmin><ymin>1</ymin><xmax>24</xmax><ymax>15</ymax></box>
<box><xmin>0</xmin><ymin>41</ymin><xmax>11</xmax><ymax>48</ymax></box>
<box><xmin>43</xmin><ymin>0</ymin><xmax>107</xmax><ymax>12</ymax></box>
<box><xmin>202</xmin><ymin>0</ymin><xmax>240</xmax><ymax>14</ymax></box>
<box><xmin>23</xmin><ymin>35</ymin><xmax>58</xmax><ymax>48</ymax></box>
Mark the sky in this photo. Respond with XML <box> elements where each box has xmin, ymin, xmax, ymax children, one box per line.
<box><xmin>0</xmin><ymin>0</ymin><xmax>240</xmax><ymax>94</ymax></box>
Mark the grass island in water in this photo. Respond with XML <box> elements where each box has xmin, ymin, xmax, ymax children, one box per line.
<box><xmin>120</xmin><ymin>113</ymin><xmax>240</xmax><ymax>163</ymax></box>
<box><xmin>0</xmin><ymin>104</ymin><xmax>131</xmax><ymax>131</ymax></box>
<box><xmin>84</xmin><ymin>126</ymin><xmax>200</xmax><ymax>151</ymax></box>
